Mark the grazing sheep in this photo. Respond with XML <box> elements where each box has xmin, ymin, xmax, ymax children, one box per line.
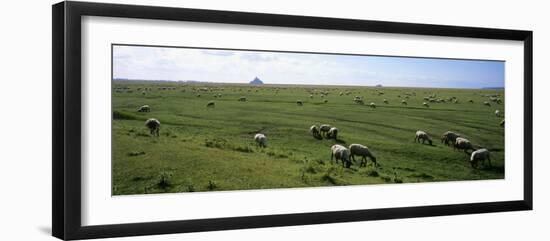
<box><xmin>196</xmin><ymin>94</ymin><xmax>201</xmax><ymax>97</ymax></box>
<box><xmin>441</xmin><ymin>131</ymin><xmax>460</xmax><ymax>146</ymax></box>
<box><xmin>415</xmin><ymin>130</ymin><xmax>433</xmax><ymax>145</ymax></box>
<box><xmin>330</xmin><ymin>144</ymin><xmax>352</xmax><ymax>168</ymax></box>
<box><xmin>238</xmin><ymin>96</ymin><xmax>247</xmax><ymax>102</ymax></box>
<box><xmin>296</xmin><ymin>100</ymin><xmax>303</xmax><ymax>106</ymax></box>
<box><xmin>324</xmin><ymin>99</ymin><xmax>328</xmax><ymax>103</ymax></box>
<box><xmin>310</xmin><ymin>125</ymin><xmax>321</xmax><ymax>139</ymax></box>
<box><xmin>495</xmin><ymin>110</ymin><xmax>501</xmax><ymax>117</ymax></box>
<box><xmin>484</xmin><ymin>101</ymin><xmax>491</xmax><ymax>106</ymax></box>
<box><xmin>500</xmin><ymin>119</ymin><xmax>505</xmax><ymax>127</ymax></box>
<box><xmin>470</xmin><ymin>148</ymin><xmax>491</xmax><ymax>168</ymax></box>
<box><xmin>469</xmin><ymin>99</ymin><xmax>474</xmax><ymax>103</ymax></box>
<box><xmin>454</xmin><ymin>137</ymin><xmax>474</xmax><ymax>153</ymax></box>
<box><xmin>349</xmin><ymin>144</ymin><xmax>377</xmax><ymax>167</ymax></box>
<box><xmin>309</xmin><ymin>94</ymin><xmax>314</xmax><ymax>98</ymax></box>
<box><xmin>423</xmin><ymin>102</ymin><xmax>429</xmax><ymax>108</ymax></box>
<box><xmin>369</xmin><ymin>102</ymin><xmax>376</xmax><ymax>108</ymax></box>
<box><xmin>383</xmin><ymin>99</ymin><xmax>389</xmax><ymax>104</ymax></box>
<box><xmin>254</xmin><ymin>133</ymin><xmax>267</xmax><ymax>147</ymax></box>
<box><xmin>327</xmin><ymin>127</ymin><xmax>338</xmax><ymax>140</ymax></box>
<box><xmin>319</xmin><ymin>124</ymin><xmax>332</xmax><ymax>137</ymax></box>
<box><xmin>401</xmin><ymin>100</ymin><xmax>407</xmax><ymax>105</ymax></box>
<box><xmin>145</xmin><ymin>118</ymin><xmax>160</xmax><ymax>137</ymax></box>
<box><xmin>137</xmin><ymin>105</ymin><xmax>150</xmax><ymax>112</ymax></box>
<box><xmin>206</xmin><ymin>101</ymin><xmax>215</xmax><ymax>108</ymax></box>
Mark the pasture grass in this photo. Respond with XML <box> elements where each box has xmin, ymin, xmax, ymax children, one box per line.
<box><xmin>112</xmin><ymin>82</ymin><xmax>504</xmax><ymax>195</ymax></box>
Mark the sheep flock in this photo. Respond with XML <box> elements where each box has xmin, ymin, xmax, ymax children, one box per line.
<box><xmin>113</xmin><ymin>82</ymin><xmax>504</xmax><ymax>193</ymax></box>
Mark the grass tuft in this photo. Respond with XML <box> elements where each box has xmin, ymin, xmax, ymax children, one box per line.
<box><xmin>156</xmin><ymin>171</ymin><xmax>173</xmax><ymax>188</ymax></box>
<box><xmin>207</xmin><ymin>180</ymin><xmax>217</xmax><ymax>191</ymax></box>
<box><xmin>127</xmin><ymin>151</ymin><xmax>146</xmax><ymax>157</ymax></box>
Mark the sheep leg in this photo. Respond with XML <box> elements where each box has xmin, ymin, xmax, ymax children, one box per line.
<box><xmin>487</xmin><ymin>156</ymin><xmax>492</xmax><ymax>167</ymax></box>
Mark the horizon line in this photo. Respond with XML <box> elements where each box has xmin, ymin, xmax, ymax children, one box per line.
<box><xmin>112</xmin><ymin>78</ymin><xmax>504</xmax><ymax>90</ymax></box>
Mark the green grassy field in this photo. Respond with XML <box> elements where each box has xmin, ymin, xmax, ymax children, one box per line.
<box><xmin>112</xmin><ymin>81</ymin><xmax>505</xmax><ymax>195</ymax></box>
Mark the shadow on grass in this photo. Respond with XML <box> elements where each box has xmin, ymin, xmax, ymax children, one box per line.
<box><xmin>480</xmin><ymin>165</ymin><xmax>505</xmax><ymax>174</ymax></box>
<box><xmin>334</xmin><ymin>139</ymin><xmax>347</xmax><ymax>144</ymax></box>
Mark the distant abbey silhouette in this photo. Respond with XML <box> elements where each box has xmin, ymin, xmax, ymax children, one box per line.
<box><xmin>249</xmin><ymin>76</ymin><xmax>264</xmax><ymax>85</ymax></box>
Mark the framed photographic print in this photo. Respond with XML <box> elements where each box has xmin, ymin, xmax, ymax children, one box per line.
<box><xmin>52</xmin><ymin>1</ymin><xmax>533</xmax><ymax>240</ymax></box>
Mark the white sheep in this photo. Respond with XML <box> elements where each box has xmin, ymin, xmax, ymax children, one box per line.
<box><xmin>137</xmin><ymin>105</ymin><xmax>150</xmax><ymax>112</ymax></box>
<box><xmin>349</xmin><ymin>144</ymin><xmax>377</xmax><ymax>167</ymax></box>
<box><xmin>327</xmin><ymin>127</ymin><xmax>338</xmax><ymax>140</ymax></box>
<box><xmin>470</xmin><ymin>148</ymin><xmax>491</xmax><ymax>168</ymax></box>
<box><xmin>145</xmin><ymin>118</ymin><xmax>160</xmax><ymax>137</ymax></box>
<box><xmin>495</xmin><ymin>110</ymin><xmax>501</xmax><ymax>117</ymax></box>
<box><xmin>319</xmin><ymin>124</ymin><xmax>332</xmax><ymax>137</ymax></box>
<box><xmin>401</xmin><ymin>100</ymin><xmax>407</xmax><ymax>105</ymax></box>
<box><xmin>441</xmin><ymin>131</ymin><xmax>460</xmax><ymax>146</ymax></box>
<box><xmin>383</xmin><ymin>99</ymin><xmax>389</xmax><ymax>104</ymax></box>
<box><xmin>254</xmin><ymin>133</ymin><xmax>267</xmax><ymax>147</ymax></box>
<box><xmin>238</xmin><ymin>96</ymin><xmax>247</xmax><ymax>102</ymax></box>
<box><xmin>484</xmin><ymin>101</ymin><xmax>491</xmax><ymax>106</ymax></box>
<box><xmin>454</xmin><ymin>137</ymin><xmax>474</xmax><ymax>153</ymax></box>
<box><xmin>330</xmin><ymin>144</ymin><xmax>351</xmax><ymax>168</ymax></box>
<box><xmin>422</xmin><ymin>102</ymin><xmax>429</xmax><ymax>108</ymax></box>
<box><xmin>206</xmin><ymin>101</ymin><xmax>215</xmax><ymax>107</ymax></box>
<box><xmin>415</xmin><ymin>130</ymin><xmax>433</xmax><ymax>145</ymax></box>
<box><xmin>310</xmin><ymin>125</ymin><xmax>321</xmax><ymax>139</ymax></box>
<box><xmin>500</xmin><ymin>119</ymin><xmax>505</xmax><ymax>127</ymax></box>
<box><xmin>369</xmin><ymin>102</ymin><xmax>376</xmax><ymax>108</ymax></box>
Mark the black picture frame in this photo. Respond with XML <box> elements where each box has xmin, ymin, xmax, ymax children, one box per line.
<box><xmin>52</xmin><ymin>1</ymin><xmax>533</xmax><ymax>240</ymax></box>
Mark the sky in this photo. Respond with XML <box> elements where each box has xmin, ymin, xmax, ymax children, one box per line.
<box><xmin>112</xmin><ymin>45</ymin><xmax>504</xmax><ymax>89</ymax></box>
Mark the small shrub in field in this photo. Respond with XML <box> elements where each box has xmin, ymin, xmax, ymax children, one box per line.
<box><xmin>127</xmin><ymin>151</ymin><xmax>146</xmax><ymax>157</ymax></box>
<box><xmin>392</xmin><ymin>170</ymin><xmax>403</xmax><ymax>183</ymax></box>
<box><xmin>380</xmin><ymin>175</ymin><xmax>392</xmax><ymax>183</ymax></box>
<box><xmin>207</xmin><ymin>180</ymin><xmax>217</xmax><ymax>191</ymax></box>
<box><xmin>157</xmin><ymin>171</ymin><xmax>173</xmax><ymax>188</ymax></box>
<box><xmin>321</xmin><ymin>167</ymin><xmax>339</xmax><ymax>185</ymax></box>
<box><xmin>365</xmin><ymin>169</ymin><xmax>379</xmax><ymax>177</ymax></box>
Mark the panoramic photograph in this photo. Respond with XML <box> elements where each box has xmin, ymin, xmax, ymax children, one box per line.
<box><xmin>111</xmin><ymin>44</ymin><xmax>505</xmax><ymax>195</ymax></box>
